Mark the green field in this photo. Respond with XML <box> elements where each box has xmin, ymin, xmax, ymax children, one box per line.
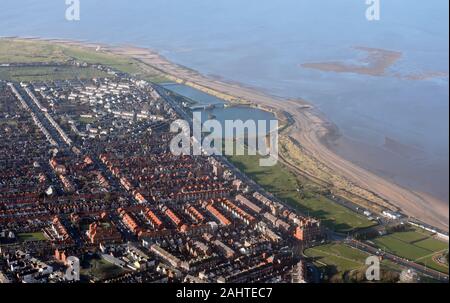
<box><xmin>305</xmin><ymin>243</ymin><xmax>370</xmax><ymax>273</ymax></box>
<box><xmin>0</xmin><ymin>65</ymin><xmax>109</xmax><ymax>82</ymax></box>
<box><xmin>373</xmin><ymin>228</ymin><xmax>449</xmax><ymax>273</ymax></box>
<box><xmin>0</xmin><ymin>119</ymin><xmax>18</xmax><ymax>127</ymax></box>
<box><xmin>62</xmin><ymin>47</ymin><xmax>142</xmax><ymax>75</ymax></box>
<box><xmin>415</xmin><ymin>237</ymin><xmax>449</xmax><ymax>251</ymax></box>
<box><xmin>0</xmin><ymin>39</ymin><xmax>170</xmax><ymax>83</ymax></box>
<box><xmin>80</xmin><ymin>257</ymin><xmax>127</xmax><ymax>281</ymax></box>
<box><xmin>17</xmin><ymin>232</ymin><xmax>47</xmax><ymax>242</ymax></box>
<box><xmin>143</xmin><ymin>74</ymin><xmax>173</xmax><ymax>84</ymax></box>
<box><xmin>76</xmin><ymin>115</ymin><xmax>97</xmax><ymax>124</ymax></box>
<box><xmin>0</xmin><ymin>40</ymin><xmax>67</xmax><ymax>63</ymax></box>
<box><xmin>304</xmin><ymin>243</ymin><xmax>401</xmax><ymax>282</ymax></box>
<box><xmin>0</xmin><ymin>39</ymin><xmax>138</xmax><ymax>69</ymax></box>
<box><xmin>228</xmin><ymin>152</ymin><xmax>375</xmax><ymax>233</ymax></box>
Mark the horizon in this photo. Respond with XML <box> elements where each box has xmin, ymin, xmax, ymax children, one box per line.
<box><xmin>0</xmin><ymin>0</ymin><xmax>448</xmax><ymax>287</ymax></box>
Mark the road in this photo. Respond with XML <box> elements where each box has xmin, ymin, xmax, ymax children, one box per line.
<box><xmin>156</xmin><ymin>83</ymin><xmax>450</xmax><ymax>283</ymax></box>
<box><xmin>155</xmin><ymin>84</ymin><xmax>306</xmax><ymax>217</ymax></box>
<box><xmin>345</xmin><ymin>239</ymin><xmax>449</xmax><ymax>282</ymax></box>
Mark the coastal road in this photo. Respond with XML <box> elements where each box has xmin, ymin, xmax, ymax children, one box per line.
<box><xmin>112</xmin><ymin>43</ymin><xmax>450</xmax><ymax>231</ymax></box>
<box><xmin>158</xmin><ymin>83</ymin><xmax>450</xmax><ymax>283</ymax></box>
<box><xmin>155</xmin><ymin>84</ymin><xmax>306</xmax><ymax>218</ymax></box>
<box><xmin>345</xmin><ymin>239</ymin><xmax>449</xmax><ymax>282</ymax></box>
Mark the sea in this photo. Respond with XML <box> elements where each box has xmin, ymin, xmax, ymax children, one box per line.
<box><xmin>0</xmin><ymin>0</ymin><xmax>448</xmax><ymax>204</ymax></box>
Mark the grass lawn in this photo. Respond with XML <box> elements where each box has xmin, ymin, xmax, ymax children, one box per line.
<box><xmin>0</xmin><ymin>119</ymin><xmax>18</xmax><ymax>127</ymax></box>
<box><xmin>61</xmin><ymin>46</ymin><xmax>143</xmax><ymax>75</ymax></box>
<box><xmin>77</xmin><ymin>116</ymin><xmax>97</xmax><ymax>124</ymax></box>
<box><xmin>417</xmin><ymin>254</ymin><xmax>449</xmax><ymax>274</ymax></box>
<box><xmin>374</xmin><ymin>236</ymin><xmax>430</xmax><ymax>260</ymax></box>
<box><xmin>0</xmin><ymin>40</ymin><xmax>66</xmax><ymax>63</ymax></box>
<box><xmin>414</xmin><ymin>237</ymin><xmax>449</xmax><ymax>251</ymax></box>
<box><xmin>373</xmin><ymin>228</ymin><xmax>449</xmax><ymax>273</ymax></box>
<box><xmin>0</xmin><ymin>65</ymin><xmax>109</xmax><ymax>82</ymax></box>
<box><xmin>0</xmin><ymin>39</ymin><xmax>137</xmax><ymax>70</ymax></box>
<box><xmin>305</xmin><ymin>243</ymin><xmax>369</xmax><ymax>273</ymax></box>
<box><xmin>0</xmin><ymin>39</ymin><xmax>170</xmax><ymax>82</ymax></box>
<box><xmin>17</xmin><ymin>232</ymin><xmax>47</xmax><ymax>242</ymax></box>
<box><xmin>144</xmin><ymin>74</ymin><xmax>172</xmax><ymax>84</ymax></box>
<box><xmin>228</xmin><ymin>152</ymin><xmax>375</xmax><ymax>233</ymax></box>
<box><xmin>304</xmin><ymin>243</ymin><xmax>401</xmax><ymax>278</ymax></box>
<box><xmin>80</xmin><ymin>257</ymin><xmax>127</xmax><ymax>281</ymax></box>
<box><xmin>384</xmin><ymin>229</ymin><xmax>429</xmax><ymax>243</ymax></box>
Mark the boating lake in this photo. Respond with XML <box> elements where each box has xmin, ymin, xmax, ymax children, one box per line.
<box><xmin>1</xmin><ymin>0</ymin><xmax>448</xmax><ymax>203</ymax></box>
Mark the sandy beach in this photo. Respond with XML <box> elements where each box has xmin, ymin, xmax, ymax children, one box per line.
<box><xmin>111</xmin><ymin>44</ymin><xmax>450</xmax><ymax>229</ymax></box>
<box><xmin>12</xmin><ymin>38</ymin><xmax>450</xmax><ymax>231</ymax></box>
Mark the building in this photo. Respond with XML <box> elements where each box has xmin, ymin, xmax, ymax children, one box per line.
<box><xmin>149</xmin><ymin>244</ymin><xmax>182</xmax><ymax>268</ymax></box>
<box><xmin>87</xmin><ymin>221</ymin><xmax>122</xmax><ymax>244</ymax></box>
<box><xmin>48</xmin><ymin>216</ymin><xmax>72</xmax><ymax>242</ymax></box>
<box><xmin>291</xmin><ymin>260</ymin><xmax>307</xmax><ymax>283</ymax></box>
<box><xmin>205</xmin><ymin>203</ymin><xmax>231</xmax><ymax>226</ymax></box>
<box><xmin>293</xmin><ymin>218</ymin><xmax>321</xmax><ymax>242</ymax></box>
<box><xmin>235</xmin><ymin>194</ymin><xmax>262</xmax><ymax>214</ymax></box>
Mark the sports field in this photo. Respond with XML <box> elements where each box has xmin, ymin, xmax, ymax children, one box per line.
<box><xmin>228</xmin><ymin>152</ymin><xmax>376</xmax><ymax>233</ymax></box>
<box><xmin>304</xmin><ymin>243</ymin><xmax>401</xmax><ymax>282</ymax></box>
<box><xmin>304</xmin><ymin>243</ymin><xmax>370</xmax><ymax>273</ymax></box>
<box><xmin>373</xmin><ymin>227</ymin><xmax>449</xmax><ymax>273</ymax></box>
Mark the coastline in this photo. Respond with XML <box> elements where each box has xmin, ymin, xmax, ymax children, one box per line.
<box><xmin>5</xmin><ymin>37</ymin><xmax>449</xmax><ymax>231</ymax></box>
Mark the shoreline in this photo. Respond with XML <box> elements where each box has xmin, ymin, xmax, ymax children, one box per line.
<box><xmin>5</xmin><ymin>36</ymin><xmax>449</xmax><ymax>232</ymax></box>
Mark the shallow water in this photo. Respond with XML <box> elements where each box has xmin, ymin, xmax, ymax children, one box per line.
<box><xmin>164</xmin><ymin>83</ymin><xmax>276</xmax><ymax>139</ymax></box>
<box><xmin>1</xmin><ymin>0</ymin><xmax>448</xmax><ymax>202</ymax></box>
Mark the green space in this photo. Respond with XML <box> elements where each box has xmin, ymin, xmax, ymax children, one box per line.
<box><xmin>304</xmin><ymin>243</ymin><xmax>401</xmax><ymax>282</ymax></box>
<box><xmin>0</xmin><ymin>40</ymin><xmax>66</xmax><ymax>63</ymax></box>
<box><xmin>0</xmin><ymin>39</ymin><xmax>170</xmax><ymax>83</ymax></box>
<box><xmin>415</xmin><ymin>237</ymin><xmax>449</xmax><ymax>251</ymax></box>
<box><xmin>17</xmin><ymin>232</ymin><xmax>47</xmax><ymax>242</ymax></box>
<box><xmin>80</xmin><ymin>256</ymin><xmax>127</xmax><ymax>281</ymax></box>
<box><xmin>305</xmin><ymin>243</ymin><xmax>370</xmax><ymax>273</ymax></box>
<box><xmin>0</xmin><ymin>39</ymin><xmax>137</xmax><ymax>70</ymax></box>
<box><xmin>374</xmin><ymin>236</ymin><xmax>430</xmax><ymax>260</ymax></box>
<box><xmin>228</xmin><ymin>151</ymin><xmax>375</xmax><ymax>233</ymax></box>
<box><xmin>384</xmin><ymin>229</ymin><xmax>430</xmax><ymax>242</ymax></box>
<box><xmin>143</xmin><ymin>74</ymin><xmax>173</xmax><ymax>84</ymax></box>
<box><xmin>417</xmin><ymin>254</ymin><xmax>449</xmax><ymax>274</ymax></box>
<box><xmin>373</xmin><ymin>227</ymin><xmax>449</xmax><ymax>273</ymax></box>
<box><xmin>76</xmin><ymin>115</ymin><xmax>97</xmax><ymax>125</ymax></box>
<box><xmin>62</xmin><ymin>47</ymin><xmax>142</xmax><ymax>75</ymax></box>
<box><xmin>0</xmin><ymin>65</ymin><xmax>108</xmax><ymax>82</ymax></box>
<box><xmin>0</xmin><ymin>119</ymin><xmax>18</xmax><ymax>127</ymax></box>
